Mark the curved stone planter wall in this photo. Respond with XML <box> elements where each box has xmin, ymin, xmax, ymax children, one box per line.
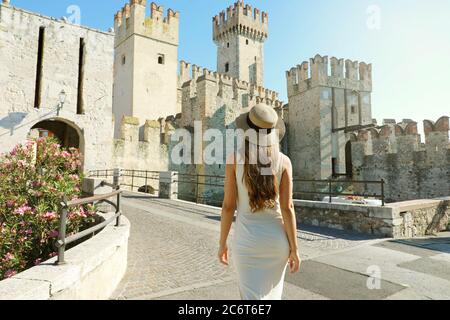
<box><xmin>0</xmin><ymin>212</ymin><xmax>130</xmax><ymax>300</ymax></box>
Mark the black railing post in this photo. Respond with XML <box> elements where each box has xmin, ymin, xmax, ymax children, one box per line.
<box><xmin>116</xmin><ymin>189</ymin><xmax>121</xmax><ymax>227</ymax></box>
<box><xmin>131</xmin><ymin>170</ymin><xmax>135</xmax><ymax>192</ymax></box>
<box><xmin>145</xmin><ymin>171</ymin><xmax>148</xmax><ymax>192</ymax></box>
<box><xmin>56</xmin><ymin>196</ymin><xmax>68</xmax><ymax>265</ymax></box>
<box><xmin>329</xmin><ymin>179</ymin><xmax>332</xmax><ymax>203</ymax></box>
<box><xmin>381</xmin><ymin>179</ymin><xmax>385</xmax><ymax>206</ymax></box>
<box><xmin>196</xmin><ymin>174</ymin><xmax>200</xmax><ymax>204</ymax></box>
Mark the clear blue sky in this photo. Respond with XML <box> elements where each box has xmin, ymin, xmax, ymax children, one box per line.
<box><xmin>12</xmin><ymin>0</ymin><xmax>450</xmax><ymax>126</ymax></box>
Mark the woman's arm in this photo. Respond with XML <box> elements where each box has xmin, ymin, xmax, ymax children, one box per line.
<box><xmin>279</xmin><ymin>156</ymin><xmax>301</xmax><ymax>273</ymax></box>
<box><xmin>218</xmin><ymin>156</ymin><xmax>237</xmax><ymax>266</ymax></box>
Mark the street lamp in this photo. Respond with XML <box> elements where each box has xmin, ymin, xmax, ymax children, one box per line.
<box><xmin>57</xmin><ymin>89</ymin><xmax>66</xmax><ymax>115</ymax></box>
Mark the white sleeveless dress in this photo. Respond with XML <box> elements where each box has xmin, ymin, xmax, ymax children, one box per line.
<box><xmin>232</xmin><ymin>154</ymin><xmax>290</xmax><ymax>300</ymax></box>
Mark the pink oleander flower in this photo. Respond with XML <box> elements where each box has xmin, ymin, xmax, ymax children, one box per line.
<box><xmin>34</xmin><ymin>258</ymin><xmax>42</xmax><ymax>266</ymax></box>
<box><xmin>61</xmin><ymin>151</ymin><xmax>71</xmax><ymax>158</ymax></box>
<box><xmin>4</xmin><ymin>253</ymin><xmax>14</xmax><ymax>262</ymax></box>
<box><xmin>69</xmin><ymin>174</ymin><xmax>79</xmax><ymax>181</ymax></box>
<box><xmin>68</xmin><ymin>212</ymin><xmax>76</xmax><ymax>220</ymax></box>
<box><xmin>42</xmin><ymin>211</ymin><xmax>57</xmax><ymax>221</ymax></box>
<box><xmin>19</xmin><ymin>221</ymin><xmax>29</xmax><ymax>227</ymax></box>
<box><xmin>6</xmin><ymin>199</ymin><xmax>16</xmax><ymax>208</ymax></box>
<box><xmin>31</xmin><ymin>190</ymin><xmax>43</xmax><ymax>197</ymax></box>
<box><xmin>32</xmin><ymin>181</ymin><xmax>42</xmax><ymax>188</ymax></box>
<box><xmin>17</xmin><ymin>160</ymin><xmax>27</xmax><ymax>167</ymax></box>
<box><xmin>4</xmin><ymin>270</ymin><xmax>17</xmax><ymax>278</ymax></box>
<box><xmin>48</xmin><ymin>252</ymin><xmax>57</xmax><ymax>258</ymax></box>
<box><xmin>48</xmin><ymin>230</ymin><xmax>59</xmax><ymax>238</ymax></box>
<box><xmin>14</xmin><ymin>205</ymin><xmax>32</xmax><ymax>216</ymax></box>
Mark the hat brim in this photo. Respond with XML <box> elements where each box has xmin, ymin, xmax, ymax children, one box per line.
<box><xmin>235</xmin><ymin>112</ymin><xmax>286</xmax><ymax>147</ymax></box>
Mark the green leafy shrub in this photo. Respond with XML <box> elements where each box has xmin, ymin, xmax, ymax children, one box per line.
<box><xmin>0</xmin><ymin>138</ymin><xmax>95</xmax><ymax>280</ymax></box>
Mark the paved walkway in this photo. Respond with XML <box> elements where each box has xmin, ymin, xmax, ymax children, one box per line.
<box><xmin>111</xmin><ymin>193</ymin><xmax>450</xmax><ymax>300</ymax></box>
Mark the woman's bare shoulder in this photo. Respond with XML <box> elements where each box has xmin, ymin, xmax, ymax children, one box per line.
<box><xmin>280</xmin><ymin>153</ymin><xmax>293</xmax><ymax>174</ymax></box>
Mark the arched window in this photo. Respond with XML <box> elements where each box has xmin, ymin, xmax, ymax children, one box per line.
<box><xmin>158</xmin><ymin>54</ymin><xmax>165</xmax><ymax>65</ymax></box>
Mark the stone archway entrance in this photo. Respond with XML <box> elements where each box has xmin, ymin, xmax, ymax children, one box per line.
<box><xmin>30</xmin><ymin>119</ymin><xmax>85</xmax><ymax>168</ymax></box>
<box><xmin>31</xmin><ymin>119</ymin><xmax>81</xmax><ymax>150</ymax></box>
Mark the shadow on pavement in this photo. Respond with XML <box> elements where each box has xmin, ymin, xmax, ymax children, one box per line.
<box><xmin>297</xmin><ymin>224</ymin><xmax>383</xmax><ymax>241</ymax></box>
<box><xmin>390</xmin><ymin>235</ymin><xmax>450</xmax><ymax>255</ymax></box>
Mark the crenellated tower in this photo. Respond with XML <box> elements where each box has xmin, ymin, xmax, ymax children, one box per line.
<box><xmin>113</xmin><ymin>0</ymin><xmax>180</xmax><ymax>138</ymax></box>
<box><xmin>213</xmin><ymin>1</ymin><xmax>268</xmax><ymax>87</ymax></box>
<box><xmin>286</xmin><ymin>54</ymin><xmax>373</xmax><ymax>180</ymax></box>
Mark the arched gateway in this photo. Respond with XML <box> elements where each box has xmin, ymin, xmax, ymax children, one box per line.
<box><xmin>30</xmin><ymin>118</ymin><xmax>85</xmax><ymax>163</ymax></box>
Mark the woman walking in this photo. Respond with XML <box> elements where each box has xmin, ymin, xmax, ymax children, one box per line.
<box><xmin>218</xmin><ymin>103</ymin><xmax>301</xmax><ymax>300</ymax></box>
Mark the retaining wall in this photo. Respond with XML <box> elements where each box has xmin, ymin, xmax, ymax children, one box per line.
<box><xmin>294</xmin><ymin>197</ymin><xmax>450</xmax><ymax>238</ymax></box>
<box><xmin>0</xmin><ymin>212</ymin><xmax>130</xmax><ymax>300</ymax></box>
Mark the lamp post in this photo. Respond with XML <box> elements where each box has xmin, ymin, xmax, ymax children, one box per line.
<box><xmin>57</xmin><ymin>89</ymin><xmax>66</xmax><ymax>116</ymax></box>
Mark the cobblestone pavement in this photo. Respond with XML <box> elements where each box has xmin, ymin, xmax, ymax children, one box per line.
<box><xmin>112</xmin><ymin>193</ymin><xmax>450</xmax><ymax>300</ymax></box>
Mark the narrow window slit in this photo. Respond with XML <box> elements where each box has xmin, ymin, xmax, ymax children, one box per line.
<box><xmin>34</xmin><ymin>27</ymin><xmax>45</xmax><ymax>109</ymax></box>
<box><xmin>77</xmin><ymin>38</ymin><xmax>86</xmax><ymax>115</ymax></box>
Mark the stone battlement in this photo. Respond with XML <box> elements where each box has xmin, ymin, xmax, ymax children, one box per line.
<box><xmin>213</xmin><ymin>1</ymin><xmax>268</xmax><ymax>43</ymax></box>
<box><xmin>179</xmin><ymin>60</ymin><xmax>281</xmax><ymax>108</ymax></box>
<box><xmin>114</xmin><ymin>0</ymin><xmax>179</xmax><ymax>46</ymax></box>
<box><xmin>286</xmin><ymin>54</ymin><xmax>372</xmax><ymax>97</ymax></box>
<box><xmin>113</xmin><ymin>115</ymin><xmax>172</xmax><ymax>173</ymax></box>
<box><xmin>351</xmin><ymin>116</ymin><xmax>449</xmax><ymax>202</ymax></box>
<box><xmin>118</xmin><ymin>115</ymin><xmax>180</xmax><ymax>145</ymax></box>
<box><xmin>351</xmin><ymin>116</ymin><xmax>449</xmax><ymax>156</ymax></box>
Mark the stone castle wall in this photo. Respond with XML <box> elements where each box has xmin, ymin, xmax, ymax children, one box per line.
<box><xmin>112</xmin><ymin>116</ymin><xmax>173</xmax><ymax>173</ymax></box>
<box><xmin>179</xmin><ymin>60</ymin><xmax>283</xmax><ymax>129</ymax></box>
<box><xmin>351</xmin><ymin>117</ymin><xmax>450</xmax><ymax>202</ymax></box>
<box><xmin>0</xmin><ymin>2</ymin><xmax>114</xmax><ymax>171</ymax></box>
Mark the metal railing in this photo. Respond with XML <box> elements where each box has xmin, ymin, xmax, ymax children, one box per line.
<box><xmin>89</xmin><ymin>169</ymin><xmax>159</xmax><ymax>194</ymax></box>
<box><xmin>90</xmin><ymin>169</ymin><xmax>115</xmax><ymax>179</ymax></box>
<box><xmin>89</xmin><ymin>169</ymin><xmax>386</xmax><ymax>206</ymax></box>
<box><xmin>175</xmin><ymin>173</ymin><xmax>226</xmax><ymax>207</ymax></box>
<box><xmin>55</xmin><ymin>181</ymin><xmax>122</xmax><ymax>265</ymax></box>
<box><xmin>293</xmin><ymin>178</ymin><xmax>385</xmax><ymax>206</ymax></box>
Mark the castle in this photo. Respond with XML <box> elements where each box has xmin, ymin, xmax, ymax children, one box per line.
<box><xmin>0</xmin><ymin>0</ymin><xmax>448</xmax><ymax>203</ymax></box>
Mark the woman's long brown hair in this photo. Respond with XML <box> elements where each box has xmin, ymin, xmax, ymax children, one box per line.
<box><xmin>242</xmin><ymin>140</ymin><xmax>280</xmax><ymax>213</ymax></box>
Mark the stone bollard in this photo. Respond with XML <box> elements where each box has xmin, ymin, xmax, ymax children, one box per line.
<box><xmin>82</xmin><ymin>178</ymin><xmax>113</xmax><ymax>213</ymax></box>
<box><xmin>113</xmin><ymin>168</ymin><xmax>122</xmax><ymax>188</ymax></box>
<box><xmin>159</xmin><ymin>171</ymin><xmax>178</xmax><ymax>200</ymax></box>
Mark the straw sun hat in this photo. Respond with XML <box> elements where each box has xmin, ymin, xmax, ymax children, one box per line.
<box><xmin>235</xmin><ymin>103</ymin><xmax>286</xmax><ymax>147</ymax></box>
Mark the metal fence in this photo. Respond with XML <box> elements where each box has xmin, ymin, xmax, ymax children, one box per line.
<box><xmin>175</xmin><ymin>174</ymin><xmax>226</xmax><ymax>207</ymax></box>
<box><xmin>89</xmin><ymin>169</ymin><xmax>160</xmax><ymax>194</ymax></box>
<box><xmin>89</xmin><ymin>169</ymin><xmax>385</xmax><ymax>207</ymax></box>
<box><xmin>292</xmin><ymin>178</ymin><xmax>385</xmax><ymax>206</ymax></box>
<box><xmin>55</xmin><ymin>181</ymin><xmax>122</xmax><ymax>265</ymax></box>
